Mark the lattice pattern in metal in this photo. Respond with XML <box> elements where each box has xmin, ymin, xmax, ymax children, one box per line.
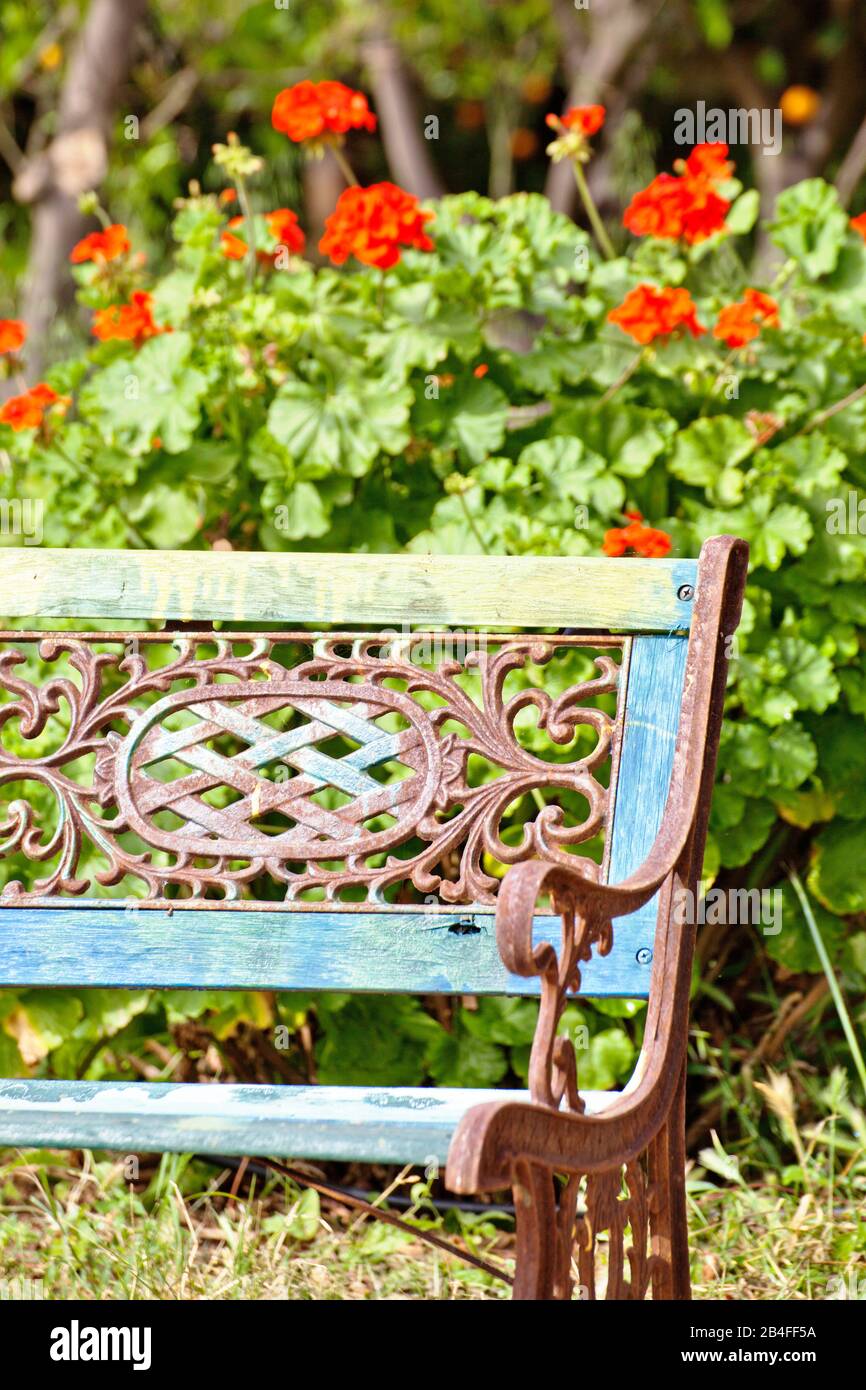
<box><xmin>0</xmin><ymin>630</ymin><xmax>628</xmax><ymax>907</ymax></box>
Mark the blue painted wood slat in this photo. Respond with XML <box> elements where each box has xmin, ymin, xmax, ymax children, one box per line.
<box><xmin>606</xmin><ymin>634</ymin><xmax>689</xmax><ymax>959</ymax></box>
<box><xmin>0</xmin><ymin>905</ymin><xmax>654</xmax><ymax>998</ymax></box>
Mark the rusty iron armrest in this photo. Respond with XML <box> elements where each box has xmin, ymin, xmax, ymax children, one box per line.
<box><xmin>446</xmin><ymin>535</ymin><xmax>749</xmax><ymax>1197</ymax></box>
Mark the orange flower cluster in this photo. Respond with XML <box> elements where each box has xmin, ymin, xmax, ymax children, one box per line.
<box><xmin>319</xmin><ymin>182</ymin><xmax>434</xmax><ymax>270</ymax></box>
<box><xmin>623</xmin><ymin>143</ymin><xmax>732</xmax><ymax>244</ymax></box>
<box><xmin>713</xmin><ymin>288</ymin><xmax>780</xmax><ymax>349</ymax></box>
<box><xmin>608</xmin><ymin>283</ymin><xmax>705</xmax><ymax>345</ymax></box>
<box><xmin>92</xmin><ymin>291</ymin><xmax>167</xmax><ymax>345</ymax></box>
<box><xmin>602</xmin><ymin>510</ymin><xmax>672</xmax><ymax>559</ymax></box>
<box><xmin>220</xmin><ymin>218</ymin><xmax>248</xmax><ymax>261</ymax></box>
<box><xmin>69</xmin><ymin>224</ymin><xmax>131</xmax><ymax>265</ymax></box>
<box><xmin>272</xmin><ymin>81</ymin><xmax>376</xmax><ymax>143</ymax></box>
<box><xmin>545</xmin><ymin>104</ymin><xmax>605</xmax><ymax>136</ymax></box>
<box><xmin>0</xmin><ymin>383</ymin><xmax>68</xmax><ymax>432</ymax></box>
<box><xmin>851</xmin><ymin>212</ymin><xmax>866</xmax><ymax>242</ymax></box>
<box><xmin>266</xmin><ymin>208</ymin><xmax>306</xmax><ymax>252</ymax></box>
<box><xmin>0</xmin><ymin>319</ymin><xmax>26</xmax><ymax>355</ymax></box>
<box><xmin>221</xmin><ymin>209</ymin><xmax>306</xmax><ymax>261</ymax></box>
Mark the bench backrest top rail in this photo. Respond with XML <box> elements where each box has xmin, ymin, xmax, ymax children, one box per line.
<box><xmin>2</xmin><ymin>548</ymin><xmax>698</xmax><ymax>630</ymax></box>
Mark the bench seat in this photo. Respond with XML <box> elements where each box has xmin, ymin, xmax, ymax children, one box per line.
<box><xmin>0</xmin><ymin>1080</ymin><xmax>619</xmax><ymax>1166</ymax></box>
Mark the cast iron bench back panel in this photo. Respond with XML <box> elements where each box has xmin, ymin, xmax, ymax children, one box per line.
<box><xmin>0</xmin><ymin>550</ymin><xmax>695</xmax><ymax>999</ymax></box>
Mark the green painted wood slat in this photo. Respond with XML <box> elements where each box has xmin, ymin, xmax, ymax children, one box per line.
<box><xmin>1</xmin><ymin>548</ymin><xmax>698</xmax><ymax>630</ymax></box>
<box><xmin>0</xmin><ymin>1080</ymin><xmax>618</xmax><ymax>1164</ymax></box>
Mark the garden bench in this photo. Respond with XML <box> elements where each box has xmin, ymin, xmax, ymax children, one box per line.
<box><xmin>0</xmin><ymin>538</ymin><xmax>746</xmax><ymax>1299</ymax></box>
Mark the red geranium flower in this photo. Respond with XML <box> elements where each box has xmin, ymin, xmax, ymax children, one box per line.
<box><xmin>272</xmin><ymin>81</ymin><xmax>376</xmax><ymax>143</ymax></box>
<box><xmin>220</xmin><ymin>216</ymin><xmax>248</xmax><ymax>260</ymax></box>
<box><xmin>0</xmin><ymin>383</ymin><xmax>68</xmax><ymax>432</ymax></box>
<box><xmin>851</xmin><ymin>212</ymin><xmax>866</xmax><ymax>241</ymax></box>
<box><xmin>623</xmin><ymin>143</ymin><xmax>731</xmax><ymax>244</ymax></box>
<box><xmin>0</xmin><ymin>319</ymin><xmax>26</xmax><ymax>355</ymax></box>
<box><xmin>319</xmin><ymin>182</ymin><xmax>434</xmax><ymax>270</ymax></box>
<box><xmin>265</xmin><ymin>208</ymin><xmax>306</xmax><ymax>254</ymax></box>
<box><xmin>221</xmin><ymin>210</ymin><xmax>306</xmax><ymax>263</ymax></box>
<box><xmin>713</xmin><ymin>288</ymin><xmax>780</xmax><ymax>349</ymax></box>
<box><xmin>680</xmin><ymin>142</ymin><xmax>734</xmax><ymax>183</ymax></box>
<box><xmin>69</xmin><ymin>223</ymin><xmax>131</xmax><ymax>264</ymax></box>
<box><xmin>546</xmin><ymin>104</ymin><xmax>605</xmax><ymax>136</ymax></box>
<box><xmin>608</xmin><ymin>284</ymin><xmax>705</xmax><ymax>345</ymax></box>
<box><xmin>603</xmin><ymin>510</ymin><xmax>672</xmax><ymax>559</ymax></box>
<box><xmin>92</xmin><ymin>291</ymin><xmax>167</xmax><ymax>345</ymax></box>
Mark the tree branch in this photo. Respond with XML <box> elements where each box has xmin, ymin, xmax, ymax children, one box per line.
<box><xmin>361</xmin><ymin>28</ymin><xmax>445</xmax><ymax>200</ymax></box>
<box><xmin>545</xmin><ymin>0</ymin><xmax>658</xmax><ymax>215</ymax></box>
<box><xmin>13</xmin><ymin>0</ymin><xmax>149</xmax><ymax>380</ymax></box>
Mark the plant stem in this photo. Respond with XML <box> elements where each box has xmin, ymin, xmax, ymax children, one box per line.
<box><xmin>786</xmin><ymin>867</ymin><xmax>866</xmax><ymax>1103</ymax></box>
<box><xmin>572</xmin><ymin>161</ymin><xmax>615</xmax><ymax>261</ymax></box>
<box><xmin>595</xmin><ymin>349</ymin><xmax>645</xmax><ymax>408</ymax></box>
<box><xmin>329</xmin><ymin>143</ymin><xmax>359</xmax><ymax>188</ymax></box>
<box><xmin>458</xmin><ymin>490</ymin><xmax>490</xmax><ymax>554</ymax></box>
<box><xmin>797</xmin><ymin>381</ymin><xmax>866</xmax><ymax>436</ymax></box>
<box><xmin>234</xmin><ymin>173</ymin><xmax>257</xmax><ymax>287</ymax></box>
<box><xmin>698</xmin><ymin>348</ymin><xmax>740</xmax><ymax>417</ymax></box>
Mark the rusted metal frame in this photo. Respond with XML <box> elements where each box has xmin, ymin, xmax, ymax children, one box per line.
<box><xmin>445</xmin><ymin>536</ymin><xmax>749</xmax><ymax>1300</ymax></box>
<box><xmin>0</xmin><ymin>631</ymin><xmax>625</xmax><ymax>908</ymax></box>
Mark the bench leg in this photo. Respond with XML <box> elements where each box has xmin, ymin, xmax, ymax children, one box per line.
<box><xmin>648</xmin><ymin>1067</ymin><xmax>691</xmax><ymax>1300</ymax></box>
<box><xmin>512</xmin><ymin>1161</ymin><xmax>558</xmax><ymax>1299</ymax></box>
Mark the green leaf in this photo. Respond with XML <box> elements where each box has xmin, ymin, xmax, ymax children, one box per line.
<box><xmin>518</xmin><ymin>436</ymin><xmax>624</xmax><ymax>515</ymax></box>
<box><xmin>725</xmin><ymin>189</ymin><xmax>761</xmax><ymax>235</ymax></box>
<box><xmin>2</xmin><ymin>991</ymin><xmax>83</xmax><ymax>1064</ymax></box>
<box><xmin>127</xmin><ymin>481</ymin><xmax>202</xmax><ymax>547</ymax></box>
<box><xmin>750</xmin><ymin>503</ymin><xmax>813</xmax><ymax>570</ymax></box>
<box><xmin>811</xmin><ymin>820</ymin><xmax>866</xmax><ymax>915</ymax></box>
<box><xmin>314</xmin><ymin>996</ymin><xmax>435</xmax><ymax>1085</ymax></box>
<box><xmin>670</xmin><ymin>417</ymin><xmax>753</xmax><ymax>487</ymax></box>
<box><xmin>759</xmin><ymin>434</ymin><xmax>847</xmax><ymax>499</ymax></box>
<box><xmin>577</xmin><ymin>1028</ymin><xmax>635</xmax><ymax>1090</ymax></box>
<box><xmin>559</xmin><ymin>401</ymin><xmax>677</xmax><ymax>478</ymax></box>
<box><xmin>446</xmin><ymin>377</ymin><xmax>509</xmax><ymax>464</ymax></box>
<box><xmin>767</xmin><ymin>883</ymin><xmax>845</xmax><ymax>972</ymax></box>
<box><xmin>426</xmin><ymin>1022</ymin><xmax>508</xmax><ymax>1088</ymax></box>
<box><xmin>80</xmin><ymin>332</ymin><xmax>208</xmax><ymax>455</ymax></box>
<box><xmin>768</xmin><ymin>179</ymin><xmax>849</xmax><ymax>280</ymax></box>
<box><xmin>267</xmin><ymin>480</ymin><xmax>329</xmax><ymax>540</ymax></box>
<box><xmin>268</xmin><ymin>374</ymin><xmax>412</xmax><ymax>476</ymax></box>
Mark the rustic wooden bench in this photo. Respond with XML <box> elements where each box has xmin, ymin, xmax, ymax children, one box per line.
<box><xmin>0</xmin><ymin>538</ymin><xmax>746</xmax><ymax>1299</ymax></box>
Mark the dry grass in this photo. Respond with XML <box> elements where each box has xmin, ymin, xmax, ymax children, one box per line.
<box><xmin>2</xmin><ymin>1147</ymin><xmax>864</xmax><ymax>1300</ymax></box>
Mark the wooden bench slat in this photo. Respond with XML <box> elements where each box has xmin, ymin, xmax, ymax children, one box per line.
<box><xmin>0</xmin><ymin>1080</ymin><xmax>618</xmax><ymax>1163</ymax></box>
<box><xmin>0</xmin><ymin>906</ymin><xmax>653</xmax><ymax>998</ymax></box>
<box><xmin>2</xmin><ymin>548</ymin><xmax>698</xmax><ymax>630</ymax></box>
<box><xmin>607</xmin><ymin>635</ymin><xmax>689</xmax><ymax>926</ymax></box>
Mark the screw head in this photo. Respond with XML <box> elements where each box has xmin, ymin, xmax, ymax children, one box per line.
<box><xmin>677</xmin><ymin>584</ymin><xmax>695</xmax><ymax>602</ymax></box>
<box><xmin>636</xmin><ymin>947</ymin><xmax>653</xmax><ymax>965</ymax></box>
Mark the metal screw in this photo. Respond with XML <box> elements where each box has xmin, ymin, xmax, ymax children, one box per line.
<box><xmin>636</xmin><ymin>947</ymin><xmax>653</xmax><ymax>965</ymax></box>
<box><xmin>677</xmin><ymin>584</ymin><xmax>694</xmax><ymax>602</ymax></box>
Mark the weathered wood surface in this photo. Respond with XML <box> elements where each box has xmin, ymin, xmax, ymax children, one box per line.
<box><xmin>0</xmin><ymin>906</ymin><xmax>654</xmax><ymax>997</ymax></box>
<box><xmin>606</xmin><ymin>634</ymin><xmax>689</xmax><ymax>950</ymax></box>
<box><xmin>0</xmin><ymin>1079</ymin><xmax>618</xmax><ymax>1163</ymax></box>
<box><xmin>1</xmin><ymin>548</ymin><xmax>698</xmax><ymax>630</ymax></box>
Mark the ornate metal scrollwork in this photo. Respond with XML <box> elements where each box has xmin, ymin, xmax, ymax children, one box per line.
<box><xmin>0</xmin><ymin>631</ymin><xmax>624</xmax><ymax>906</ymax></box>
<box><xmin>572</xmin><ymin>1157</ymin><xmax>665</xmax><ymax>1299</ymax></box>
